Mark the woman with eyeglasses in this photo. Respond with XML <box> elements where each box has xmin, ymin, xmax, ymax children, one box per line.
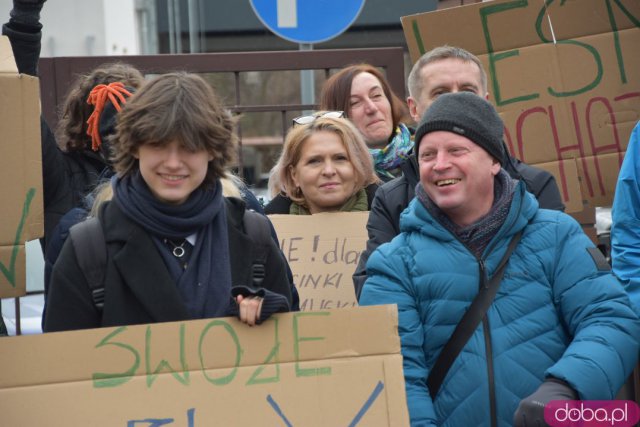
<box><xmin>264</xmin><ymin>112</ymin><xmax>380</xmax><ymax>215</ymax></box>
<box><xmin>320</xmin><ymin>64</ymin><xmax>412</xmax><ymax>182</ymax></box>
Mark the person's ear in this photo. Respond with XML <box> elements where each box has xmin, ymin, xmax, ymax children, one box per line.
<box><xmin>484</xmin><ymin>92</ymin><xmax>490</xmax><ymax>101</ymax></box>
<box><xmin>407</xmin><ymin>97</ymin><xmax>420</xmax><ymax>123</ymax></box>
<box><xmin>133</xmin><ymin>148</ymin><xmax>139</xmax><ymax>159</ymax></box>
<box><xmin>491</xmin><ymin>158</ymin><xmax>501</xmax><ymax>176</ymax></box>
<box><xmin>289</xmin><ymin>164</ymin><xmax>299</xmax><ymax>187</ymax></box>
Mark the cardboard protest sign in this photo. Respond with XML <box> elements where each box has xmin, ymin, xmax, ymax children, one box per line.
<box><xmin>0</xmin><ymin>36</ymin><xmax>43</xmax><ymax>297</ymax></box>
<box><xmin>0</xmin><ymin>305</ymin><xmax>410</xmax><ymax>426</ymax></box>
<box><xmin>269</xmin><ymin>212</ymin><xmax>369</xmax><ymax>310</ymax></box>
<box><xmin>402</xmin><ymin>0</ymin><xmax>640</xmax><ymax>211</ymax></box>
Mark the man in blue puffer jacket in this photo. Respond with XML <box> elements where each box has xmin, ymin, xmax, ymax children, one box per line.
<box><xmin>359</xmin><ymin>92</ymin><xmax>640</xmax><ymax>427</ymax></box>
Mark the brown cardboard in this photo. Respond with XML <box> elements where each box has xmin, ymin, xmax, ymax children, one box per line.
<box><xmin>568</xmin><ymin>204</ymin><xmax>596</xmax><ymax>225</ymax></box>
<box><xmin>402</xmin><ymin>0</ymin><xmax>640</xmax><ymax>212</ymax></box>
<box><xmin>0</xmin><ymin>35</ymin><xmax>43</xmax><ymax>297</ymax></box>
<box><xmin>528</xmin><ymin>158</ymin><xmax>582</xmax><ymax>212</ymax></box>
<box><xmin>269</xmin><ymin>212</ymin><xmax>369</xmax><ymax>310</ymax></box>
<box><xmin>0</xmin><ymin>305</ymin><xmax>409</xmax><ymax>426</ymax></box>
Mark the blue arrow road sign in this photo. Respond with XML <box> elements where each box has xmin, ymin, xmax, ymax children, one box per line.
<box><xmin>250</xmin><ymin>0</ymin><xmax>366</xmax><ymax>44</ymax></box>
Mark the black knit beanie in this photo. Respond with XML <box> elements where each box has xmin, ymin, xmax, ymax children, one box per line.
<box><xmin>414</xmin><ymin>92</ymin><xmax>505</xmax><ymax>165</ymax></box>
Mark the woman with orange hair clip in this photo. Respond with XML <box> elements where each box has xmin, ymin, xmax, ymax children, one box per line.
<box><xmin>3</xmin><ymin>0</ymin><xmax>145</xmax><ymax>250</ymax></box>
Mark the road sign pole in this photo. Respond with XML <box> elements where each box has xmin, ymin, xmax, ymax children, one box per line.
<box><xmin>299</xmin><ymin>43</ymin><xmax>315</xmax><ymax>115</ymax></box>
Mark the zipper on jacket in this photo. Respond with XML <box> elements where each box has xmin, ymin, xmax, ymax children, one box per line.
<box><xmin>483</xmin><ymin>317</ymin><xmax>498</xmax><ymax>427</ymax></box>
<box><xmin>435</xmin><ymin>199</ymin><xmax>524</xmax><ymax>427</ymax></box>
<box><xmin>478</xmin><ymin>259</ymin><xmax>487</xmax><ymax>289</ymax></box>
<box><xmin>479</xmin><ymin>260</ymin><xmax>498</xmax><ymax>427</ymax></box>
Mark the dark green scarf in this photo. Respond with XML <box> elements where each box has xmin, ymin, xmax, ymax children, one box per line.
<box><xmin>289</xmin><ymin>188</ymin><xmax>368</xmax><ymax>215</ymax></box>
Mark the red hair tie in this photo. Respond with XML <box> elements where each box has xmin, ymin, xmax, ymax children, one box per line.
<box><xmin>86</xmin><ymin>82</ymin><xmax>132</xmax><ymax>151</ymax></box>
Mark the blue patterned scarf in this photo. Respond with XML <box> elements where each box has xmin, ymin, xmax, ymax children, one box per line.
<box><xmin>369</xmin><ymin>123</ymin><xmax>413</xmax><ymax>181</ymax></box>
<box><xmin>113</xmin><ymin>172</ymin><xmax>232</xmax><ymax>319</ymax></box>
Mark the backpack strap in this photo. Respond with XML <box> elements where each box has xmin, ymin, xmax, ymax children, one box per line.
<box><xmin>68</xmin><ymin>217</ymin><xmax>107</xmax><ymax>311</ymax></box>
<box><xmin>66</xmin><ymin>208</ymin><xmax>272</xmax><ymax>310</ymax></box>
<box><xmin>426</xmin><ymin>229</ymin><xmax>524</xmax><ymax>399</ymax></box>
<box><xmin>242</xmin><ymin>209</ymin><xmax>271</xmax><ymax>287</ymax></box>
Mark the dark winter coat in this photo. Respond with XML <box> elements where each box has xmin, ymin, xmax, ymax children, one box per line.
<box><xmin>43</xmin><ymin>197</ymin><xmax>293</xmax><ymax>332</ymax></box>
<box><xmin>41</xmin><ymin>121</ymin><xmax>111</xmax><ymax>249</ymax></box>
<box><xmin>42</xmin><ymin>190</ymin><xmax>300</xmax><ymax>325</ymax></box>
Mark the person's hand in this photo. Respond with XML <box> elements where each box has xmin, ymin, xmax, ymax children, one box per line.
<box><xmin>513</xmin><ymin>379</ymin><xmax>578</xmax><ymax>426</ymax></box>
<box><xmin>236</xmin><ymin>294</ymin><xmax>263</xmax><ymax>326</ymax></box>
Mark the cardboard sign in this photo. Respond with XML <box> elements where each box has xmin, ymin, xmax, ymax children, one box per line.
<box><xmin>0</xmin><ymin>36</ymin><xmax>43</xmax><ymax>297</ymax></box>
<box><xmin>269</xmin><ymin>212</ymin><xmax>369</xmax><ymax>311</ymax></box>
<box><xmin>402</xmin><ymin>0</ymin><xmax>640</xmax><ymax>211</ymax></box>
<box><xmin>0</xmin><ymin>305</ymin><xmax>409</xmax><ymax>426</ymax></box>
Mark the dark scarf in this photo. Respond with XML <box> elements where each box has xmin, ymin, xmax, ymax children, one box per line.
<box><xmin>113</xmin><ymin>172</ymin><xmax>232</xmax><ymax>319</ymax></box>
<box><xmin>416</xmin><ymin>169</ymin><xmax>516</xmax><ymax>258</ymax></box>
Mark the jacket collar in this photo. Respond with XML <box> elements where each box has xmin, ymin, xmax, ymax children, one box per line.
<box><xmin>102</xmin><ymin>201</ymin><xmax>187</xmax><ymax>321</ymax></box>
<box><xmin>113</xmin><ymin>228</ymin><xmax>188</xmax><ymax>321</ymax></box>
<box><xmin>403</xmin><ymin>179</ymin><xmax>537</xmax><ymax>243</ymax></box>
<box><xmin>400</xmin><ymin>151</ymin><xmax>420</xmax><ymax>190</ymax></box>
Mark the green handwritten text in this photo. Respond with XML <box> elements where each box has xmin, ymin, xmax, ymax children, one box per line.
<box><xmin>293</xmin><ymin>311</ymin><xmax>331</xmax><ymax>377</ymax></box>
<box><xmin>0</xmin><ymin>188</ymin><xmax>36</xmax><ymax>287</ymax></box>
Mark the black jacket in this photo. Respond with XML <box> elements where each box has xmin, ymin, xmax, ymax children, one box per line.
<box><xmin>352</xmin><ymin>153</ymin><xmax>565</xmax><ymax>298</ymax></box>
<box><xmin>41</xmin><ymin>120</ymin><xmax>111</xmax><ymax>248</ymax></box>
<box><xmin>264</xmin><ymin>184</ymin><xmax>380</xmax><ymax>214</ymax></box>
<box><xmin>43</xmin><ymin>198</ymin><xmax>293</xmax><ymax>332</ymax></box>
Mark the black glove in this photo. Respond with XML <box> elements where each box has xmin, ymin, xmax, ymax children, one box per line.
<box><xmin>9</xmin><ymin>0</ymin><xmax>46</xmax><ymax>29</ymax></box>
<box><xmin>513</xmin><ymin>378</ymin><xmax>578</xmax><ymax>427</ymax></box>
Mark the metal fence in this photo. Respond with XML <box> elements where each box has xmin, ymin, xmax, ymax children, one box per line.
<box><xmin>39</xmin><ymin>47</ymin><xmax>406</xmax><ymax>175</ymax></box>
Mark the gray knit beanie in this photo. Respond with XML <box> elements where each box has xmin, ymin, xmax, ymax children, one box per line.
<box><xmin>414</xmin><ymin>92</ymin><xmax>505</xmax><ymax>165</ymax></box>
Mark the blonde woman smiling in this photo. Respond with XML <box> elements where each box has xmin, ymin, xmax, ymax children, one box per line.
<box><xmin>266</xmin><ymin>112</ymin><xmax>380</xmax><ymax>215</ymax></box>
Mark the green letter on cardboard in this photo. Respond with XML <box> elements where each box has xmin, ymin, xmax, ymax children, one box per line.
<box><xmin>145</xmin><ymin>324</ymin><xmax>190</xmax><ymax>387</ymax></box>
<box><xmin>199</xmin><ymin>320</ymin><xmax>242</xmax><ymax>386</ymax></box>
<box><xmin>535</xmin><ymin>0</ymin><xmax>602</xmax><ymax>97</ymax></box>
<box><xmin>247</xmin><ymin>317</ymin><xmax>281</xmax><ymax>385</ymax></box>
<box><xmin>481</xmin><ymin>0</ymin><xmax>539</xmax><ymax>106</ymax></box>
<box><xmin>0</xmin><ymin>188</ymin><xmax>35</xmax><ymax>287</ymax></box>
<box><xmin>605</xmin><ymin>0</ymin><xmax>640</xmax><ymax>84</ymax></box>
<box><xmin>293</xmin><ymin>312</ymin><xmax>331</xmax><ymax>377</ymax></box>
<box><xmin>93</xmin><ymin>326</ymin><xmax>140</xmax><ymax>388</ymax></box>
